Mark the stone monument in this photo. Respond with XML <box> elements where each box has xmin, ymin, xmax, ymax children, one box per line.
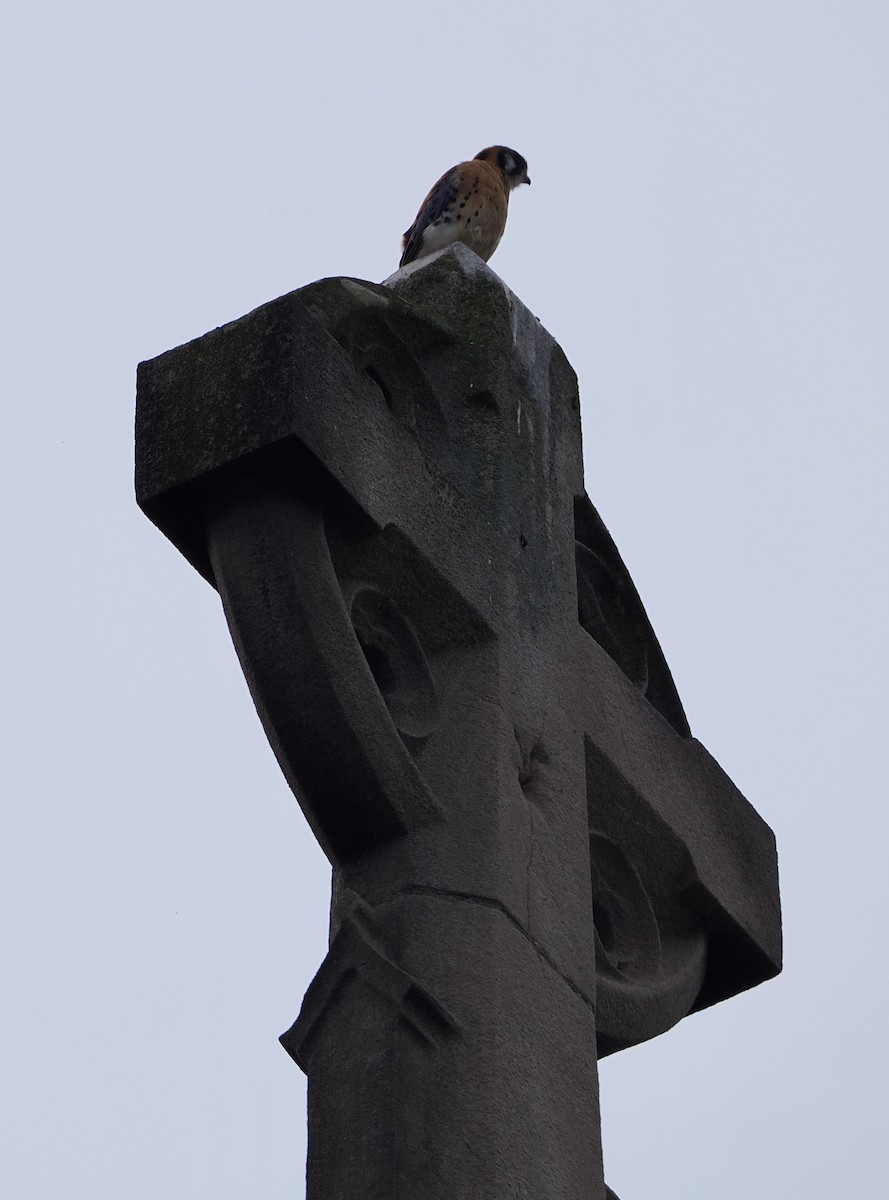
<box><xmin>135</xmin><ymin>244</ymin><xmax>781</xmax><ymax>1199</ymax></box>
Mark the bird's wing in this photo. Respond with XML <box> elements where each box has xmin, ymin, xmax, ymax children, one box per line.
<box><xmin>400</xmin><ymin>165</ymin><xmax>461</xmax><ymax>267</ymax></box>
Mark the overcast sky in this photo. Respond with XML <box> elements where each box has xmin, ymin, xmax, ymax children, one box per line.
<box><xmin>2</xmin><ymin>2</ymin><xmax>886</xmax><ymax>1196</ymax></box>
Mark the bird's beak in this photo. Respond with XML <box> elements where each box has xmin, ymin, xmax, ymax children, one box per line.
<box><xmin>524</xmin><ymin>174</ymin><xmax>531</xmax><ymax>186</ymax></box>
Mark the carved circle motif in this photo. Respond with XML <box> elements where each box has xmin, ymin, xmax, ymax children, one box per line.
<box><xmin>589</xmin><ymin>833</ymin><xmax>661</xmax><ymax>979</ymax></box>
<box><xmin>590</xmin><ymin>832</ymin><xmax>709</xmax><ymax>1052</ymax></box>
<box><xmin>348</xmin><ymin>586</ymin><xmax>439</xmax><ymax>739</ymax></box>
<box><xmin>575</xmin><ymin>542</ymin><xmax>648</xmax><ymax>691</ymax></box>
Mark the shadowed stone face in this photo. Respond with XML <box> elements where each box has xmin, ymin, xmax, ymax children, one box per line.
<box><xmin>136</xmin><ymin>243</ymin><xmax>781</xmax><ymax>1200</ymax></box>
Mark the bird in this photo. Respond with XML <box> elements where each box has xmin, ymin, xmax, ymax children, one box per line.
<box><xmin>399</xmin><ymin>146</ymin><xmax>530</xmax><ymax>269</ymax></box>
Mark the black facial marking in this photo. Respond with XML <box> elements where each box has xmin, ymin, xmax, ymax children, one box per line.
<box><xmin>486</xmin><ymin>146</ymin><xmax>528</xmax><ymax>182</ymax></box>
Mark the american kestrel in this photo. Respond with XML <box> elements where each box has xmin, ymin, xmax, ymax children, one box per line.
<box><xmin>399</xmin><ymin>146</ymin><xmax>531</xmax><ymax>268</ymax></box>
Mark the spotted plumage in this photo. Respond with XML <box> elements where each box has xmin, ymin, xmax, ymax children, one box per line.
<box><xmin>400</xmin><ymin>146</ymin><xmax>530</xmax><ymax>268</ymax></box>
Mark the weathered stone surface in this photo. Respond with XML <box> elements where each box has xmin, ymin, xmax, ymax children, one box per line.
<box><xmin>136</xmin><ymin>243</ymin><xmax>781</xmax><ymax>1198</ymax></box>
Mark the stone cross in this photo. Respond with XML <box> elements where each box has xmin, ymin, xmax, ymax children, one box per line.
<box><xmin>136</xmin><ymin>244</ymin><xmax>781</xmax><ymax>1200</ymax></box>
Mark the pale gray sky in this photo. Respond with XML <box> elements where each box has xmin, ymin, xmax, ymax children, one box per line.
<box><xmin>2</xmin><ymin>2</ymin><xmax>886</xmax><ymax>1196</ymax></box>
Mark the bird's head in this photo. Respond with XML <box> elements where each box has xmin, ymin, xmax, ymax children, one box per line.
<box><xmin>475</xmin><ymin>146</ymin><xmax>531</xmax><ymax>189</ymax></box>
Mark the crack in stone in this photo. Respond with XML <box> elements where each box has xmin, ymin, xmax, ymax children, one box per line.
<box><xmin>399</xmin><ymin>884</ymin><xmax>594</xmax><ymax>1013</ymax></box>
<box><xmin>525</xmin><ymin>803</ymin><xmax>535</xmax><ymax>933</ymax></box>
